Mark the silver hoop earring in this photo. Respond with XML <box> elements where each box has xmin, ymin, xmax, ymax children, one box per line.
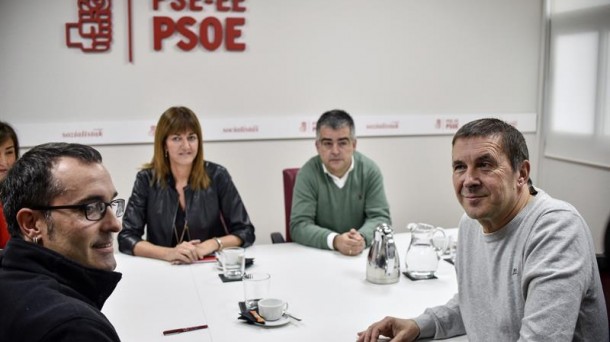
<box><xmin>32</xmin><ymin>236</ymin><xmax>40</xmax><ymax>244</ymax></box>
<box><xmin>164</xmin><ymin>150</ymin><xmax>168</xmax><ymax>158</ymax></box>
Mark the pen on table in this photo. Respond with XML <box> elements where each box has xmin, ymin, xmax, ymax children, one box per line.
<box><xmin>162</xmin><ymin>324</ymin><xmax>208</xmax><ymax>336</ymax></box>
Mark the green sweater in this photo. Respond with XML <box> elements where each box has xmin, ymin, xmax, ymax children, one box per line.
<box><xmin>290</xmin><ymin>151</ymin><xmax>391</xmax><ymax>249</ymax></box>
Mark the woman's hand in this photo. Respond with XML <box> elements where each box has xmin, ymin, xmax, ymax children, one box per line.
<box><xmin>194</xmin><ymin>239</ymin><xmax>221</xmax><ymax>259</ymax></box>
<box><xmin>166</xmin><ymin>240</ymin><xmax>201</xmax><ymax>264</ymax></box>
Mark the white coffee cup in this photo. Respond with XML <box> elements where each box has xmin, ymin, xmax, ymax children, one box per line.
<box><xmin>257</xmin><ymin>298</ymin><xmax>288</xmax><ymax>321</ymax></box>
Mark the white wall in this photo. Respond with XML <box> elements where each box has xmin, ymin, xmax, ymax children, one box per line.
<box><xmin>1</xmin><ymin>1</ymin><xmax>545</xmax><ymax>245</ymax></box>
<box><xmin>538</xmin><ymin>159</ymin><xmax>610</xmax><ymax>252</ymax></box>
<box><xmin>537</xmin><ymin>0</ymin><xmax>610</xmax><ymax>252</ymax></box>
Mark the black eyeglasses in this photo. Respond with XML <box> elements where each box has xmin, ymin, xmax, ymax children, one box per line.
<box><xmin>30</xmin><ymin>199</ymin><xmax>125</xmax><ymax>222</ymax></box>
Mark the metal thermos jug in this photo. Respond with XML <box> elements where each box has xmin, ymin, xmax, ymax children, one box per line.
<box><xmin>366</xmin><ymin>223</ymin><xmax>400</xmax><ymax>284</ymax></box>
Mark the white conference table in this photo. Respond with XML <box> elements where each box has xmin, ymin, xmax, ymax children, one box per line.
<box><xmin>103</xmin><ymin>232</ymin><xmax>467</xmax><ymax>342</ymax></box>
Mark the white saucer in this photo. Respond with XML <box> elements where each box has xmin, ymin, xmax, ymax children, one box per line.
<box><xmin>255</xmin><ymin>315</ymin><xmax>290</xmax><ymax>327</ymax></box>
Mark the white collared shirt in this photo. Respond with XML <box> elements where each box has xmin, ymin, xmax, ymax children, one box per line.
<box><xmin>321</xmin><ymin>156</ymin><xmax>355</xmax><ymax>189</ymax></box>
<box><xmin>322</xmin><ymin>156</ymin><xmax>355</xmax><ymax>249</ymax></box>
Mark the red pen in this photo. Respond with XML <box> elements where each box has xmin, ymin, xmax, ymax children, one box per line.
<box><xmin>162</xmin><ymin>324</ymin><xmax>208</xmax><ymax>336</ymax></box>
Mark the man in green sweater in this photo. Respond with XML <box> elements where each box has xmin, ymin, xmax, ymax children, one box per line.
<box><xmin>290</xmin><ymin>109</ymin><xmax>391</xmax><ymax>256</ymax></box>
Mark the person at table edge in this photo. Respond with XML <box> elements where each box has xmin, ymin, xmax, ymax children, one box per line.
<box><xmin>118</xmin><ymin>106</ymin><xmax>255</xmax><ymax>264</ymax></box>
<box><xmin>357</xmin><ymin>118</ymin><xmax>608</xmax><ymax>341</ymax></box>
<box><xmin>0</xmin><ymin>121</ymin><xmax>20</xmax><ymax>249</ymax></box>
<box><xmin>290</xmin><ymin>109</ymin><xmax>391</xmax><ymax>256</ymax></box>
<box><xmin>0</xmin><ymin>143</ymin><xmax>124</xmax><ymax>341</ymax></box>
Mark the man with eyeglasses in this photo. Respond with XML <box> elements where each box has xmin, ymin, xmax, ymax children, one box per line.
<box><xmin>0</xmin><ymin>142</ymin><xmax>124</xmax><ymax>341</ymax></box>
<box><xmin>290</xmin><ymin>109</ymin><xmax>391</xmax><ymax>256</ymax></box>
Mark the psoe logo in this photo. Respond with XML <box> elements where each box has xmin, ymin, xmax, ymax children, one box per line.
<box><xmin>65</xmin><ymin>0</ymin><xmax>113</xmax><ymax>52</ymax></box>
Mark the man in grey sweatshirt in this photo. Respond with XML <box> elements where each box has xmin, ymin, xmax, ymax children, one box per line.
<box><xmin>358</xmin><ymin>118</ymin><xmax>608</xmax><ymax>342</ymax></box>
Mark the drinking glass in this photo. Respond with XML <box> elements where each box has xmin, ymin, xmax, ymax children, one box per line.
<box><xmin>243</xmin><ymin>272</ymin><xmax>270</xmax><ymax>310</ymax></box>
<box><xmin>219</xmin><ymin>247</ymin><xmax>245</xmax><ymax>280</ymax></box>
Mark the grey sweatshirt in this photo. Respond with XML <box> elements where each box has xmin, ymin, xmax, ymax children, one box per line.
<box><xmin>414</xmin><ymin>189</ymin><xmax>608</xmax><ymax>341</ymax></box>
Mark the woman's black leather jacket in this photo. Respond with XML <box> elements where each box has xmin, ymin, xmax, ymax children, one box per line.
<box><xmin>118</xmin><ymin>161</ymin><xmax>255</xmax><ymax>254</ymax></box>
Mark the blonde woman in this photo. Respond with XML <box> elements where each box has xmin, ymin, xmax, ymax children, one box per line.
<box><xmin>118</xmin><ymin>106</ymin><xmax>255</xmax><ymax>264</ymax></box>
